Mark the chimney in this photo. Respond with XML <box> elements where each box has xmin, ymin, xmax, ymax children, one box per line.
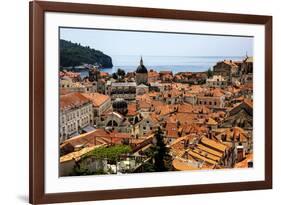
<box><xmin>236</xmin><ymin>145</ymin><xmax>245</xmax><ymax>162</ymax></box>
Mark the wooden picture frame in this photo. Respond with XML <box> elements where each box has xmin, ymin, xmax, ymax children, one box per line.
<box><xmin>29</xmin><ymin>1</ymin><xmax>272</xmax><ymax>204</ymax></box>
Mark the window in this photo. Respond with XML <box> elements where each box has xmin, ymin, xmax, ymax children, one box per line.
<box><xmin>143</xmin><ymin>127</ymin><xmax>146</xmax><ymax>130</ymax></box>
<box><xmin>94</xmin><ymin>110</ymin><xmax>98</xmax><ymax>116</ymax></box>
<box><xmin>209</xmin><ymin>101</ymin><xmax>212</xmax><ymax>105</ymax></box>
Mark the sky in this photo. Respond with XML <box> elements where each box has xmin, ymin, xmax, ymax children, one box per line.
<box><xmin>60</xmin><ymin>27</ymin><xmax>253</xmax><ymax>58</ymax></box>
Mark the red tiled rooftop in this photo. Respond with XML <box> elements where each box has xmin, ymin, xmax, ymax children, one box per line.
<box><xmin>212</xmin><ymin>88</ymin><xmax>225</xmax><ymax>97</ymax></box>
<box><xmin>127</xmin><ymin>103</ymin><xmax>138</xmax><ymax>116</ymax></box>
<box><xmin>60</xmin><ymin>92</ymin><xmax>90</xmax><ymax>111</ymax></box>
<box><xmin>81</xmin><ymin>93</ymin><xmax>110</xmax><ymax>107</ymax></box>
<box><xmin>221</xmin><ymin>60</ymin><xmax>239</xmax><ymax>68</ymax></box>
<box><xmin>60</xmin><ymin>88</ymin><xmax>73</xmax><ymax>96</ymax></box>
<box><xmin>60</xmin><ymin>129</ymin><xmax>130</xmax><ymax>149</ymax></box>
<box><xmin>177</xmin><ymin>103</ymin><xmax>193</xmax><ymax>113</ymax></box>
<box><xmin>172</xmin><ymin>159</ymin><xmax>201</xmax><ymax>171</ymax></box>
<box><xmin>148</xmin><ymin>70</ymin><xmax>159</xmax><ymax>78</ymax></box>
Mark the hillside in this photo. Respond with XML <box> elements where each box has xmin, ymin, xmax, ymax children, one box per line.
<box><xmin>60</xmin><ymin>39</ymin><xmax>113</xmax><ymax>68</ymax></box>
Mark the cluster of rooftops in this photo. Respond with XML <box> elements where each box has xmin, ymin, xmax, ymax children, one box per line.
<box><xmin>59</xmin><ymin>56</ymin><xmax>254</xmax><ymax>174</ymax></box>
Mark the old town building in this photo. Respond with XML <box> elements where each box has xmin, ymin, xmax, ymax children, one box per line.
<box><xmin>136</xmin><ymin>84</ymin><xmax>149</xmax><ymax>95</ymax></box>
<box><xmin>60</xmin><ymin>77</ymin><xmax>97</xmax><ymax>93</ymax></box>
<box><xmin>59</xmin><ymin>92</ymin><xmax>93</xmax><ymax>143</ymax></box>
<box><xmin>197</xmin><ymin>88</ymin><xmax>225</xmax><ymax>108</ymax></box>
<box><xmin>108</xmin><ymin>82</ymin><xmax>137</xmax><ymax>100</ymax></box>
<box><xmin>240</xmin><ymin>57</ymin><xmax>253</xmax><ymax>84</ymax></box>
<box><xmin>206</xmin><ymin>75</ymin><xmax>227</xmax><ymax>88</ymax></box>
<box><xmin>81</xmin><ymin>92</ymin><xmax>111</xmax><ymax>126</ymax></box>
<box><xmin>213</xmin><ymin>60</ymin><xmax>239</xmax><ymax>82</ymax></box>
<box><xmin>148</xmin><ymin>70</ymin><xmax>159</xmax><ymax>83</ymax></box>
<box><xmin>221</xmin><ymin>99</ymin><xmax>253</xmax><ymax>130</ymax></box>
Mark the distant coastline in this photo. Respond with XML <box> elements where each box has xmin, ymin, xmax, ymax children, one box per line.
<box><xmin>74</xmin><ymin>55</ymin><xmax>245</xmax><ymax>77</ymax></box>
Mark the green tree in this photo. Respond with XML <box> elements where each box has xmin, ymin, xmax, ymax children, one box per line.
<box><xmin>117</xmin><ymin>68</ymin><xmax>125</xmax><ymax>77</ymax></box>
<box><xmin>72</xmin><ymin>145</ymin><xmax>132</xmax><ymax>176</ymax></box>
<box><xmin>86</xmin><ymin>145</ymin><xmax>131</xmax><ymax>164</ymax></box>
<box><xmin>60</xmin><ymin>39</ymin><xmax>113</xmax><ymax>68</ymax></box>
<box><xmin>144</xmin><ymin>127</ymin><xmax>172</xmax><ymax>172</ymax></box>
<box><xmin>117</xmin><ymin>68</ymin><xmax>126</xmax><ymax>79</ymax></box>
<box><xmin>142</xmin><ymin>161</ymin><xmax>156</xmax><ymax>172</ymax></box>
<box><xmin>207</xmin><ymin>68</ymin><xmax>213</xmax><ymax>78</ymax></box>
<box><xmin>112</xmin><ymin>72</ymin><xmax>118</xmax><ymax>80</ymax></box>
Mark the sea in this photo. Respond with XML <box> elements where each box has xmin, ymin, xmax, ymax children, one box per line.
<box><xmin>78</xmin><ymin>55</ymin><xmax>245</xmax><ymax>78</ymax></box>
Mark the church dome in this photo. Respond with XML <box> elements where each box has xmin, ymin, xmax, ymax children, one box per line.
<box><xmin>113</xmin><ymin>98</ymin><xmax>128</xmax><ymax>109</ymax></box>
<box><xmin>136</xmin><ymin>57</ymin><xmax>148</xmax><ymax>74</ymax></box>
<box><xmin>113</xmin><ymin>98</ymin><xmax>128</xmax><ymax>115</ymax></box>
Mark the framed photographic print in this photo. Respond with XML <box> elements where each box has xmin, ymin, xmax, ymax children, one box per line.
<box><xmin>29</xmin><ymin>1</ymin><xmax>272</xmax><ymax>204</ymax></box>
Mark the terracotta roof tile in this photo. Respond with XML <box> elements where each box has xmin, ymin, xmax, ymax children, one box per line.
<box><xmin>172</xmin><ymin>159</ymin><xmax>201</xmax><ymax>171</ymax></box>
<box><xmin>60</xmin><ymin>92</ymin><xmax>90</xmax><ymax>111</ymax></box>
<box><xmin>187</xmin><ymin>150</ymin><xmax>218</xmax><ymax>165</ymax></box>
<box><xmin>127</xmin><ymin>103</ymin><xmax>138</xmax><ymax>116</ymax></box>
<box><xmin>60</xmin><ymin>144</ymin><xmax>104</xmax><ymax>163</ymax></box>
<box><xmin>200</xmin><ymin>137</ymin><xmax>228</xmax><ymax>153</ymax></box>
<box><xmin>81</xmin><ymin>93</ymin><xmax>110</xmax><ymax>107</ymax></box>
<box><xmin>177</xmin><ymin>103</ymin><xmax>193</xmax><ymax>113</ymax></box>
